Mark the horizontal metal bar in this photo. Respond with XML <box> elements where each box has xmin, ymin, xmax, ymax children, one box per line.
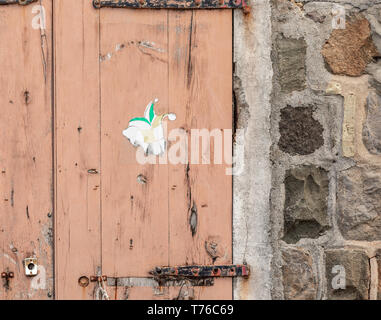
<box><xmin>150</xmin><ymin>265</ymin><xmax>250</xmax><ymax>278</ymax></box>
<box><xmin>107</xmin><ymin>277</ymin><xmax>214</xmax><ymax>287</ymax></box>
<box><xmin>93</xmin><ymin>0</ymin><xmax>250</xmax><ymax>11</ymax></box>
<box><xmin>0</xmin><ymin>0</ymin><xmax>37</xmax><ymax>5</ymax></box>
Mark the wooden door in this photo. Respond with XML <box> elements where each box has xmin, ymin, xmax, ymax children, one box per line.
<box><xmin>99</xmin><ymin>8</ymin><xmax>233</xmax><ymax>300</ymax></box>
<box><xmin>0</xmin><ymin>0</ymin><xmax>232</xmax><ymax>300</ymax></box>
<box><xmin>0</xmin><ymin>0</ymin><xmax>53</xmax><ymax>300</ymax></box>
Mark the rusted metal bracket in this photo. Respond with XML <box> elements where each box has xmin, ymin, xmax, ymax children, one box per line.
<box><xmin>80</xmin><ymin>265</ymin><xmax>248</xmax><ymax>289</ymax></box>
<box><xmin>93</xmin><ymin>0</ymin><xmax>251</xmax><ymax>13</ymax></box>
<box><xmin>150</xmin><ymin>264</ymin><xmax>250</xmax><ymax>278</ymax></box>
<box><xmin>108</xmin><ymin>277</ymin><xmax>214</xmax><ymax>287</ymax></box>
<box><xmin>0</xmin><ymin>0</ymin><xmax>37</xmax><ymax>5</ymax></box>
<box><xmin>90</xmin><ymin>275</ymin><xmax>107</xmax><ymax>282</ymax></box>
<box><xmin>1</xmin><ymin>272</ymin><xmax>14</xmax><ymax>280</ymax></box>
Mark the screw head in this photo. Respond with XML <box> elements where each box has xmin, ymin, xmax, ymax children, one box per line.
<box><xmin>78</xmin><ymin>276</ymin><xmax>90</xmax><ymax>288</ymax></box>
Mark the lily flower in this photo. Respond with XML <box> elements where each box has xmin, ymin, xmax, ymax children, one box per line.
<box><xmin>122</xmin><ymin>99</ymin><xmax>177</xmax><ymax>156</ymax></box>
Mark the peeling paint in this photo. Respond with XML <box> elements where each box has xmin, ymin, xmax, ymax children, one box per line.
<box><xmin>137</xmin><ymin>41</ymin><xmax>165</xmax><ymax>53</ymax></box>
<box><xmin>189</xmin><ymin>202</ymin><xmax>198</xmax><ymax>237</ymax></box>
<box><xmin>100</xmin><ymin>40</ymin><xmax>165</xmax><ymax>63</ymax></box>
<box><xmin>30</xmin><ymin>265</ymin><xmax>46</xmax><ymax>290</ymax></box>
<box><xmin>0</xmin><ymin>252</ymin><xmax>17</xmax><ymax>265</ymax></box>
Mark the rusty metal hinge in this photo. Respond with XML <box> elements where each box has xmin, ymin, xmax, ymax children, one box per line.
<box><xmin>93</xmin><ymin>0</ymin><xmax>251</xmax><ymax>13</ymax></box>
<box><xmin>0</xmin><ymin>0</ymin><xmax>37</xmax><ymax>5</ymax></box>
<box><xmin>150</xmin><ymin>264</ymin><xmax>250</xmax><ymax>278</ymax></box>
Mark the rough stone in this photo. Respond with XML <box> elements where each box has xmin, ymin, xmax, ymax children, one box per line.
<box><xmin>281</xmin><ymin>247</ymin><xmax>317</xmax><ymax>300</ymax></box>
<box><xmin>306</xmin><ymin>10</ymin><xmax>326</xmax><ymax>24</ymax></box>
<box><xmin>325</xmin><ymin>249</ymin><xmax>370</xmax><ymax>300</ymax></box>
<box><xmin>283</xmin><ymin>166</ymin><xmax>330</xmax><ymax>244</ymax></box>
<box><xmin>233</xmin><ymin>4</ymin><xmax>273</xmax><ymax>299</ymax></box>
<box><xmin>275</xmin><ymin>36</ymin><xmax>307</xmax><ymax>93</ymax></box>
<box><xmin>337</xmin><ymin>167</ymin><xmax>381</xmax><ymax>241</ymax></box>
<box><xmin>322</xmin><ymin>16</ymin><xmax>379</xmax><ymax>77</ymax></box>
<box><xmin>367</xmin><ymin>62</ymin><xmax>381</xmax><ymax>95</ymax></box>
<box><xmin>278</xmin><ymin>106</ymin><xmax>324</xmax><ymax>156</ymax></box>
<box><xmin>363</xmin><ymin>91</ymin><xmax>381</xmax><ymax>155</ymax></box>
<box><xmin>366</xmin><ymin>5</ymin><xmax>381</xmax><ymax>53</ymax></box>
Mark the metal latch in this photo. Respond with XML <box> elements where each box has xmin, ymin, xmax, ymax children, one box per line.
<box><xmin>150</xmin><ymin>264</ymin><xmax>250</xmax><ymax>278</ymax></box>
<box><xmin>0</xmin><ymin>0</ymin><xmax>37</xmax><ymax>5</ymax></box>
<box><xmin>93</xmin><ymin>0</ymin><xmax>251</xmax><ymax>13</ymax></box>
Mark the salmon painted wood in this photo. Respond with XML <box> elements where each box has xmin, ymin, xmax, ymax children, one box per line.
<box><xmin>0</xmin><ymin>0</ymin><xmax>234</xmax><ymax>300</ymax></box>
<box><xmin>99</xmin><ymin>8</ymin><xmax>233</xmax><ymax>300</ymax></box>
<box><xmin>0</xmin><ymin>0</ymin><xmax>53</xmax><ymax>300</ymax></box>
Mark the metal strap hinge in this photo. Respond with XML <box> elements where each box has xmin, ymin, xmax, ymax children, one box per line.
<box><xmin>80</xmin><ymin>265</ymin><xmax>249</xmax><ymax>289</ymax></box>
<box><xmin>93</xmin><ymin>0</ymin><xmax>251</xmax><ymax>13</ymax></box>
<box><xmin>150</xmin><ymin>264</ymin><xmax>250</xmax><ymax>278</ymax></box>
<box><xmin>0</xmin><ymin>0</ymin><xmax>37</xmax><ymax>5</ymax></box>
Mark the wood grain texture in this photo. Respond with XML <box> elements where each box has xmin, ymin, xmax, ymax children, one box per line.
<box><xmin>167</xmin><ymin>10</ymin><xmax>233</xmax><ymax>300</ymax></box>
<box><xmin>0</xmin><ymin>0</ymin><xmax>53</xmax><ymax>300</ymax></box>
<box><xmin>54</xmin><ymin>0</ymin><xmax>101</xmax><ymax>300</ymax></box>
<box><xmin>100</xmin><ymin>9</ymin><xmax>232</xmax><ymax>300</ymax></box>
<box><xmin>100</xmin><ymin>9</ymin><xmax>170</xmax><ymax>282</ymax></box>
<box><xmin>0</xmin><ymin>2</ymin><xmax>233</xmax><ymax>300</ymax></box>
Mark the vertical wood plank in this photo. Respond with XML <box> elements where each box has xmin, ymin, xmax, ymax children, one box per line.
<box><xmin>100</xmin><ymin>9</ymin><xmax>232</xmax><ymax>300</ymax></box>
<box><xmin>167</xmin><ymin>10</ymin><xmax>233</xmax><ymax>299</ymax></box>
<box><xmin>54</xmin><ymin>0</ymin><xmax>101</xmax><ymax>300</ymax></box>
<box><xmin>0</xmin><ymin>0</ymin><xmax>53</xmax><ymax>300</ymax></box>
<box><xmin>100</xmin><ymin>9</ymin><xmax>169</xmax><ymax>285</ymax></box>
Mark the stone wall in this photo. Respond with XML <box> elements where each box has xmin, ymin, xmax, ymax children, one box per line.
<box><xmin>270</xmin><ymin>0</ymin><xmax>381</xmax><ymax>300</ymax></box>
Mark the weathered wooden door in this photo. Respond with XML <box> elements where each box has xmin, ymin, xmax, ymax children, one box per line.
<box><xmin>0</xmin><ymin>0</ymin><xmax>233</xmax><ymax>300</ymax></box>
<box><xmin>0</xmin><ymin>0</ymin><xmax>53</xmax><ymax>300</ymax></box>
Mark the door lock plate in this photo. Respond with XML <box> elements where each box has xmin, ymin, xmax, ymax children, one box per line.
<box><xmin>24</xmin><ymin>258</ymin><xmax>38</xmax><ymax>277</ymax></box>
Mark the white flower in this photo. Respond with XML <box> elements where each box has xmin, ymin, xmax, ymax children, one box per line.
<box><xmin>122</xmin><ymin>99</ymin><xmax>176</xmax><ymax>156</ymax></box>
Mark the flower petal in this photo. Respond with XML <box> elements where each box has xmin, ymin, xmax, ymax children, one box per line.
<box><xmin>144</xmin><ymin>99</ymin><xmax>158</xmax><ymax>123</ymax></box>
<box><xmin>129</xmin><ymin>118</ymin><xmax>151</xmax><ymax>130</ymax></box>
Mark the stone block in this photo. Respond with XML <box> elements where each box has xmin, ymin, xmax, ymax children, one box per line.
<box><xmin>282</xmin><ymin>247</ymin><xmax>318</xmax><ymax>300</ymax></box>
<box><xmin>322</xmin><ymin>16</ymin><xmax>379</xmax><ymax>76</ymax></box>
<box><xmin>326</xmin><ymin>248</ymin><xmax>370</xmax><ymax>300</ymax></box>
<box><xmin>337</xmin><ymin>167</ymin><xmax>381</xmax><ymax>241</ymax></box>
<box><xmin>278</xmin><ymin>106</ymin><xmax>324</xmax><ymax>156</ymax></box>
